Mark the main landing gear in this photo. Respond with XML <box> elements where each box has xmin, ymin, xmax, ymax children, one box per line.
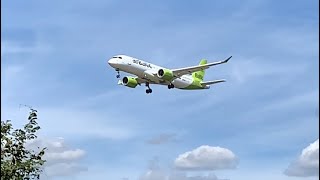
<box><xmin>146</xmin><ymin>82</ymin><xmax>153</xmax><ymax>94</ymax></box>
<box><xmin>168</xmin><ymin>83</ymin><xmax>174</xmax><ymax>89</ymax></box>
<box><xmin>116</xmin><ymin>69</ymin><xmax>120</xmax><ymax>78</ymax></box>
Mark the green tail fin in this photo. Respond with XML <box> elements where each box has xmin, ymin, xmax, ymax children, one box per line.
<box><xmin>192</xmin><ymin>59</ymin><xmax>207</xmax><ymax>81</ymax></box>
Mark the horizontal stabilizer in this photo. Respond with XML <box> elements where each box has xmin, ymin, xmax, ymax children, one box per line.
<box><xmin>201</xmin><ymin>79</ymin><xmax>226</xmax><ymax>86</ymax></box>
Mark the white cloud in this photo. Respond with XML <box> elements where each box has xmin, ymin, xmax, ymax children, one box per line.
<box><xmin>45</xmin><ymin>148</ymin><xmax>85</xmax><ymax>165</ymax></box>
<box><xmin>140</xmin><ymin>171</ymin><xmax>226</xmax><ymax>180</ymax></box>
<box><xmin>139</xmin><ymin>158</ymin><xmax>228</xmax><ymax>180</ymax></box>
<box><xmin>168</xmin><ymin>173</ymin><xmax>228</xmax><ymax>180</ymax></box>
<box><xmin>284</xmin><ymin>139</ymin><xmax>319</xmax><ymax>177</ymax></box>
<box><xmin>27</xmin><ymin>137</ymin><xmax>87</xmax><ymax>177</ymax></box>
<box><xmin>174</xmin><ymin>145</ymin><xmax>238</xmax><ymax>171</ymax></box>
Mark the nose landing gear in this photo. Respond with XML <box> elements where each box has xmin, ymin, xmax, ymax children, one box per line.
<box><xmin>116</xmin><ymin>69</ymin><xmax>120</xmax><ymax>78</ymax></box>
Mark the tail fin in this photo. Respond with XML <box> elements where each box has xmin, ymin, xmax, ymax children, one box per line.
<box><xmin>192</xmin><ymin>59</ymin><xmax>207</xmax><ymax>81</ymax></box>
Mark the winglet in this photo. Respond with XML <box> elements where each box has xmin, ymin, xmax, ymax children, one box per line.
<box><xmin>222</xmin><ymin>56</ymin><xmax>232</xmax><ymax>63</ymax></box>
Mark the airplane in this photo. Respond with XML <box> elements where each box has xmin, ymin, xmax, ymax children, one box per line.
<box><xmin>107</xmin><ymin>55</ymin><xmax>232</xmax><ymax>94</ymax></box>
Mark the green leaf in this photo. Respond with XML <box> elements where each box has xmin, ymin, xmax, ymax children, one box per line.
<box><xmin>1</xmin><ymin>109</ymin><xmax>46</xmax><ymax>180</ymax></box>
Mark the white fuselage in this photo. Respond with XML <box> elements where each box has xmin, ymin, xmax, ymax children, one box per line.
<box><xmin>108</xmin><ymin>55</ymin><xmax>194</xmax><ymax>89</ymax></box>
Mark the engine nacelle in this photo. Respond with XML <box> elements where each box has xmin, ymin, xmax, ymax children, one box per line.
<box><xmin>157</xmin><ymin>69</ymin><xmax>174</xmax><ymax>81</ymax></box>
<box><xmin>122</xmin><ymin>76</ymin><xmax>138</xmax><ymax>88</ymax></box>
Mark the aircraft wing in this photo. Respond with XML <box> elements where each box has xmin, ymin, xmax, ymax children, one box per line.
<box><xmin>171</xmin><ymin>56</ymin><xmax>232</xmax><ymax>77</ymax></box>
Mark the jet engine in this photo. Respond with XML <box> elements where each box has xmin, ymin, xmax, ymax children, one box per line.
<box><xmin>157</xmin><ymin>69</ymin><xmax>174</xmax><ymax>81</ymax></box>
<box><xmin>122</xmin><ymin>76</ymin><xmax>138</xmax><ymax>88</ymax></box>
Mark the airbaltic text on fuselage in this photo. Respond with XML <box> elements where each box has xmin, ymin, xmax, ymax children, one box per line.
<box><xmin>133</xmin><ymin>59</ymin><xmax>152</xmax><ymax>68</ymax></box>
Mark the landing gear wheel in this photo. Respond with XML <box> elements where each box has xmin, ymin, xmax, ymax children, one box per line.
<box><xmin>116</xmin><ymin>74</ymin><xmax>120</xmax><ymax>78</ymax></box>
<box><xmin>145</xmin><ymin>82</ymin><xmax>152</xmax><ymax>94</ymax></box>
<box><xmin>146</xmin><ymin>89</ymin><xmax>152</xmax><ymax>94</ymax></box>
<box><xmin>168</xmin><ymin>83</ymin><xmax>174</xmax><ymax>89</ymax></box>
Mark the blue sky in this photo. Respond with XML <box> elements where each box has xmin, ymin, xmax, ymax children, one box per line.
<box><xmin>1</xmin><ymin>0</ymin><xmax>319</xmax><ymax>179</ymax></box>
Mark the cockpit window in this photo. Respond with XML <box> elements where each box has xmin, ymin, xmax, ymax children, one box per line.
<box><xmin>112</xmin><ymin>56</ymin><xmax>122</xmax><ymax>59</ymax></box>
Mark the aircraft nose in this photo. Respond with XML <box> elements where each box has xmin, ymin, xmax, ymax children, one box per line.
<box><xmin>108</xmin><ymin>58</ymin><xmax>116</xmax><ymax>67</ymax></box>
